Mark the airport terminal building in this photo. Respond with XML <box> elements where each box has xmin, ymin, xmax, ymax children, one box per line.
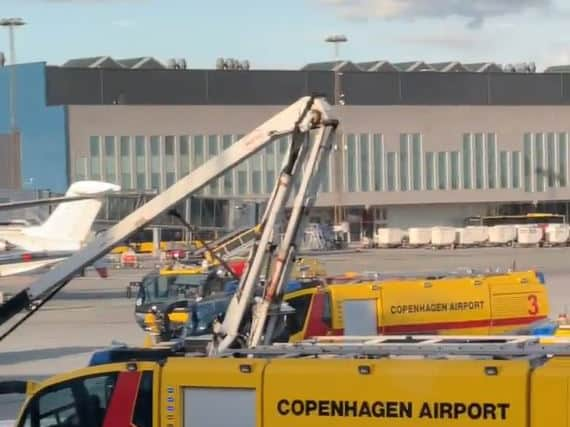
<box><xmin>3</xmin><ymin>58</ymin><xmax>570</xmax><ymax>239</ymax></box>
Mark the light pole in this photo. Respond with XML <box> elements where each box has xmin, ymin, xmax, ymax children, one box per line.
<box><xmin>325</xmin><ymin>35</ymin><xmax>348</xmax><ymax>224</ymax></box>
<box><xmin>325</xmin><ymin>34</ymin><xmax>347</xmax><ymax>61</ymax></box>
<box><xmin>0</xmin><ymin>17</ymin><xmax>26</xmax><ymax>189</ymax></box>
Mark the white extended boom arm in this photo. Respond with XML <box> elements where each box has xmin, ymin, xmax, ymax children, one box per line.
<box><xmin>0</xmin><ymin>95</ymin><xmax>338</xmax><ymax>343</ymax></box>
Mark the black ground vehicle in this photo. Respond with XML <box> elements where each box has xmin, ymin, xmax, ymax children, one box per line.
<box><xmin>132</xmin><ymin>270</ymin><xmax>237</xmax><ymax>329</ymax></box>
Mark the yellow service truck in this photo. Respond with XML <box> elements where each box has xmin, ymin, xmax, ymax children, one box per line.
<box><xmin>285</xmin><ymin>269</ymin><xmax>550</xmax><ymax>341</ymax></box>
<box><xmin>6</xmin><ymin>335</ymin><xmax>570</xmax><ymax>427</ymax></box>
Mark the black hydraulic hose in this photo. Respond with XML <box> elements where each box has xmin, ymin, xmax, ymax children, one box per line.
<box><xmin>281</xmin><ymin>95</ymin><xmax>319</xmax><ymax>175</ymax></box>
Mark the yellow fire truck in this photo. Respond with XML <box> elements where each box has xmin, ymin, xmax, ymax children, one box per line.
<box><xmin>6</xmin><ymin>334</ymin><xmax>570</xmax><ymax>427</ymax></box>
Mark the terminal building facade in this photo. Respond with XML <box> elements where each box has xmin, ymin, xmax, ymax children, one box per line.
<box><xmin>3</xmin><ymin>58</ymin><xmax>570</xmax><ymax>239</ymax></box>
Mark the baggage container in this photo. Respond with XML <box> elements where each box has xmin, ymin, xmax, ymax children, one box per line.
<box><xmin>375</xmin><ymin>228</ymin><xmax>404</xmax><ymax>247</ymax></box>
<box><xmin>488</xmin><ymin>225</ymin><xmax>517</xmax><ymax>245</ymax></box>
<box><xmin>467</xmin><ymin>225</ymin><xmax>489</xmax><ymax>243</ymax></box>
<box><xmin>431</xmin><ymin>227</ymin><xmax>456</xmax><ymax>247</ymax></box>
<box><xmin>408</xmin><ymin>227</ymin><xmax>431</xmax><ymax>246</ymax></box>
<box><xmin>517</xmin><ymin>226</ymin><xmax>543</xmax><ymax>246</ymax></box>
<box><xmin>456</xmin><ymin>226</ymin><xmax>488</xmax><ymax>246</ymax></box>
<box><xmin>546</xmin><ymin>224</ymin><xmax>570</xmax><ymax>245</ymax></box>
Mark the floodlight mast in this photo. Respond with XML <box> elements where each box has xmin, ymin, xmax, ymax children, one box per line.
<box><xmin>325</xmin><ymin>34</ymin><xmax>347</xmax><ymax>60</ymax></box>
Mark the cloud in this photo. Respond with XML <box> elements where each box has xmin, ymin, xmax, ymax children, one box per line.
<box><xmin>318</xmin><ymin>0</ymin><xmax>553</xmax><ymax>28</ymax></box>
<box><xmin>398</xmin><ymin>34</ymin><xmax>481</xmax><ymax>50</ymax></box>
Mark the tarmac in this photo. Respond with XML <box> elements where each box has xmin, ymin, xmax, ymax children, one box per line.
<box><xmin>1</xmin><ymin>246</ymin><xmax>570</xmax><ymax>422</ymax></box>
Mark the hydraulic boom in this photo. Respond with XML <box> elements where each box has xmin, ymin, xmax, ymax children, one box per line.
<box><xmin>209</xmin><ymin>109</ymin><xmax>337</xmax><ymax>355</ymax></box>
<box><xmin>0</xmin><ymin>95</ymin><xmax>339</xmax><ymax>348</ymax></box>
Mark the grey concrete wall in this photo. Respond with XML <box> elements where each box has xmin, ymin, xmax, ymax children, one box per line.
<box><xmin>67</xmin><ymin>104</ymin><xmax>570</xmax><ymax>207</ymax></box>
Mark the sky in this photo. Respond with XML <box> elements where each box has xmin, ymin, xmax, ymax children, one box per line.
<box><xmin>1</xmin><ymin>0</ymin><xmax>570</xmax><ymax>71</ymax></box>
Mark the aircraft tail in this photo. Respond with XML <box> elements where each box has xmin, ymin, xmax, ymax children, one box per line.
<box><xmin>24</xmin><ymin>181</ymin><xmax>120</xmax><ymax>245</ymax></box>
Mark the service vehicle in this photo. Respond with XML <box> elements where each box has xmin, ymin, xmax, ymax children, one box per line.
<box><xmin>7</xmin><ymin>335</ymin><xmax>570</xmax><ymax>427</ymax></box>
<box><xmin>134</xmin><ymin>257</ymin><xmax>327</xmax><ymax>337</ymax></box>
<box><xmin>132</xmin><ymin>269</ymin><xmax>238</xmax><ymax>329</ymax></box>
<box><xmin>142</xmin><ymin>277</ymin><xmax>324</xmax><ymax>342</ymax></box>
<box><xmin>464</xmin><ymin>212</ymin><xmax>566</xmax><ymax>227</ymax></box>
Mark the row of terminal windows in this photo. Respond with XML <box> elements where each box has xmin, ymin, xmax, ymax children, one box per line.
<box><xmin>79</xmin><ymin>134</ymin><xmax>286</xmax><ymax>195</ymax></box>
<box><xmin>77</xmin><ymin>132</ymin><xmax>569</xmax><ymax>194</ymax></box>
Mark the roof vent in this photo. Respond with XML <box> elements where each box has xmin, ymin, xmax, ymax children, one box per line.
<box><xmin>215</xmin><ymin>57</ymin><xmax>251</xmax><ymax>70</ymax></box>
<box><xmin>510</xmin><ymin>62</ymin><xmax>537</xmax><ymax>73</ymax></box>
<box><xmin>503</xmin><ymin>63</ymin><xmax>516</xmax><ymax>72</ymax></box>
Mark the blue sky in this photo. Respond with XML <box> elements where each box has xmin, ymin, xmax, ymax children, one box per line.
<box><xmin>1</xmin><ymin>0</ymin><xmax>570</xmax><ymax>70</ymax></box>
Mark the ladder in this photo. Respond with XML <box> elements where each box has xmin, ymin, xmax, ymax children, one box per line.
<box><xmin>302</xmin><ymin>224</ymin><xmax>327</xmax><ymax>250</ymax></box>
<box><xmin>195</xmin><ymin>225</ymin><xmax>258</xmax><ymax>259</ymax></box>
<box><xmin>356</xmin><ymin>268</ymin><xmax>530</xmax><ymax>282</ymax></box>
<box><xmin>221</xmin><ymin>335</ymin><xmax>570</xmax><ymax>358</ymax></box>
<box><xmin>215</xmin><ymin>225</ymin><xmax>260</xmax><ymax>259</ymax></box>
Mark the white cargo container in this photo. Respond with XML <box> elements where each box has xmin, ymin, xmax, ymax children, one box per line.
<box><xmin>408</xmin><ymin>227</ymin><xmax>432</xmax><ymax>246</ymax></box>
<box><xmin>456</xmin><ymin>228</ymin><xmax>476</xmax><ymax>246</ymax></box>
<box><xmin>517</xmin><ymin>225</ymin><xmax>543</xmax><ymax>246</ymax></box>
<box><xmin>456</xmin><ymin>227</ymin><xmax>474</xmax><ymax>246</ymax></box>
<box><xmin>456</xmin><ymin>226</ymin><xmax>489</xmax><ymax>247</ymax></box>
<box><xmin>375</xmin><ymin>228</ymin><xmax>404</xmax><ymax>247</ymax></box>
<box><xmin>488</xmin><ymin>225</ymin><xmax>517</xmax><ymax>245</ymax></box>
<box><xmin>431</xmin><ymin>227</ymin><xmax>457</xmax><ymax>248</ymax></box>
<box><xmin>467</xmin><ymin>226</ymin><xmax>489</xmax><ymax>244</ymax></box>
<box><xmin>545</xmin><ymin>224</ymin><xmax>569</xmax><ymax>245</ymax></box>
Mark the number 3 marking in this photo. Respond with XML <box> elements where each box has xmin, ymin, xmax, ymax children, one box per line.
<box><xmin>528</xmin><ymin>294</ymin><xmax>539</xmax><ymax>315</ymax></box>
